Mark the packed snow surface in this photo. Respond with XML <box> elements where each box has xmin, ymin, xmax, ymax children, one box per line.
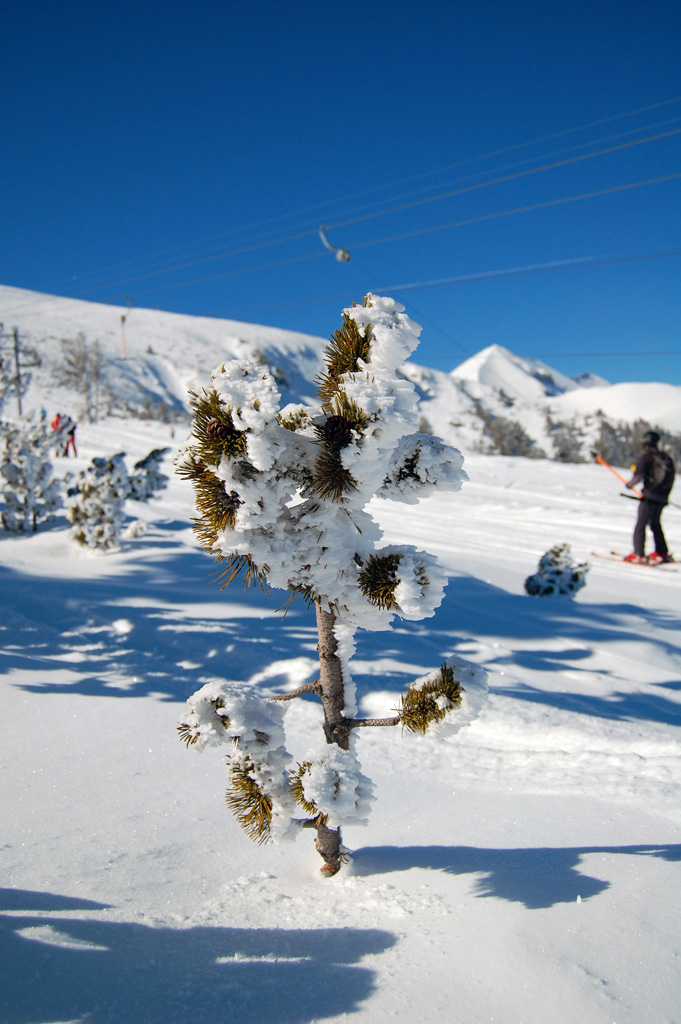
<box><xmin>1</xmin><ymin>414</ymin><xmax>680</xmax><ymax>1024</ymax></box>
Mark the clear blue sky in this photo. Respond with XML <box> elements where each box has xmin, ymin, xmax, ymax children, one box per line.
<box><xmin>2</xmin><ymin>0</ymin><xmax>680</xmax><ymax>384</ymax></box>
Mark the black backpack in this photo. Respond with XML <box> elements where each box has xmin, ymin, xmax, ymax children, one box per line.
<box><xmin>649</xmin><ymin>449</ymin><xmax>675</xmax><ymax>492</ymax></box>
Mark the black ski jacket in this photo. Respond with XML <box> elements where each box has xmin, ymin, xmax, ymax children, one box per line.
<box><xmin>627</xmin><ymin>449</ymin><xmax>675</xmax><ymax>505</ymax></box>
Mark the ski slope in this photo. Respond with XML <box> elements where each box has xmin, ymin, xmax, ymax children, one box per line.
<box><xmin>1</xmin><ymin>416</ymin><xmax>680</xmax><ymax>1024</ymax></box>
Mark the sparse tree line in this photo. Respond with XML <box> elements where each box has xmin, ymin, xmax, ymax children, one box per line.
<box><xmin>0</xmin><ymin>410</ymin><xmax>169</xmax><ymax>546</ymax></box>
<box><xmin>464</xmin><ymin>385</ymin><xmax>681</xmax><ymax>467</ymax></box>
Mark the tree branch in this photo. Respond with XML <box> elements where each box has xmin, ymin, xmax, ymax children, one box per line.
<box><xmin>348</xmin><ymin>715</ymin><xmax>401</xmax><ymax>728</ymax></box>
<box><xmin>269</xmin><ymin>680</ymin><xmax>321</xmax><ymax>702</ymax></box>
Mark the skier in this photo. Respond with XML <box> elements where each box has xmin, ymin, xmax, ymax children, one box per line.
<box><xmin>624</xmin><ymin>431</ymin><xmax>675</xmax><ymax>563</ymax></box>
<box><xmin>63</xmin><ymin>417</ymin><xmax>77</xmax><ymax>457</ymax></box>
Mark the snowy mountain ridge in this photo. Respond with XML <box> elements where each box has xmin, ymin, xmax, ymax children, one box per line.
<box><xmin>1</xmin><ymin>284</ymin><xmax>679</xmax><ymax>460</ymax></box>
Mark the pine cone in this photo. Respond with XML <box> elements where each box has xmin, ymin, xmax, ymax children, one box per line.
<box><xmin>206</xmin><ymin>417</ymin><xmax>233</xmax><ymax>440</ymax></box>
<box><xmin>323</xmin><ymin>415</ymin><xmax>352</xmax><ymax>447</ymax></box>
<box><xmin>216</xmin><ymin>489</ymin><xmax>242</xmax><ymax>514</ymax></box>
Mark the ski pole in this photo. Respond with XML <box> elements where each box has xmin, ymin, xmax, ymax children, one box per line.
<box><xmin>591</xmin><ymin>450</ymin><xmax>643</xmax><ymax>498</ymax></box>
<box><xmin>620</xmin><ymin>491</ymin><xmax>681</xmax><ymax>511</ymax></box>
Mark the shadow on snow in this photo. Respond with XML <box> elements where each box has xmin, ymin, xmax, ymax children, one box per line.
<box><xmin>0</xmin><ymin>888</ymin><xmax>395</xmax><ymax>1024</ymax></box>
<box><xmin>2</xmin><ymin>537</ymin><xmax>681</xmax><ymax>730</ymax></box>
<box><xmin>350</xmin><ymin>842</ymin><xmax>681</xmax><ymax>909</ymax></box>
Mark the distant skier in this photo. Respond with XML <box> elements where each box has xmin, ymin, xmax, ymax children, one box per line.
<box><xmin>64</xmin><ymin>417</ymin><xmax>77</xmax><ymax>457</ymax></box>
<box><xmin>624</xmin><ymin>431</ymin><xmax>675</xmax><ymax>563</ymax></box>
<box><xmin>50</xmin><ymin>412</ymin><xmax>76</xmax><ymax>456</ymax></box>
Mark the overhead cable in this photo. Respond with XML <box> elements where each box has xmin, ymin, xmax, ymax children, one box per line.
<box><xmin>326</xmin><ymin>128</ymin><xmax>681</xmax><ymax>231</ymax></box>
<box><xmin>212</xmin><ymin>248</ymin><xmax>681</xmax><ymax>318</ymax></box>
<box><xmin>350</xmin><ymin>171</ymin><xmax>681</xmax><ymax>252</ymax></box>
<box><xmin>76</xmin><ymin>93</ymin><xmax>681</xmax><ymax>286</ymax></box>
<box><xmin>71</xmin><ymin>125</ymin><xmax>681</xmax><ymax>299</ymax></box>
<box><xmin>121</xmin><ymin>171</ymin><xmax>681</xmax><ymax>300</ymax></box>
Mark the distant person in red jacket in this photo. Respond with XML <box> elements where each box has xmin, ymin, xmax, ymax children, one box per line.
<box><xmin>50</xmin><ymin>412</ymin><xmax>77</xmax><ymax>456</ymax></box>
<box><xmin>624</xmin><ymin>431</ymin><xmax>675</xmax><ymax>563</ymax></box>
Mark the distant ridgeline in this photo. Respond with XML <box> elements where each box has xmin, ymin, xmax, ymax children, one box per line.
<box><xmin>2</xmin><ymin>286</ymin><xmax>679</xmax><ymax>469</ymax></box>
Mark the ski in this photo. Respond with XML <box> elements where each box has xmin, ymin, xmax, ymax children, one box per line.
<box><xmin>590</xmin><ymin>551</ymin><xmax>677</xmax><ymax>570</ymax></box>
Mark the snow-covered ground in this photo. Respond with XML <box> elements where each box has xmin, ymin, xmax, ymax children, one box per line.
<box><xmin>1</xmin><ymin>415</ymin><xmax>680</xmax><ymax>1024</ymax></box>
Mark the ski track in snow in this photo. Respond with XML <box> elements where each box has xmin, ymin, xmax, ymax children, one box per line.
<box><xmin>1</xmin><ymin>420</ymin><xmax>681</xmax><ymax>1024</ymax></box>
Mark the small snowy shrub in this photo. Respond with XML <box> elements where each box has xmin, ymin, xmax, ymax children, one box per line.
<box><xmin>524</xmin><ymin>543</ymin><xmax>589</xmax><ymax>598</ymax></box>
<box><xmin>66</xmin><ymin>453</ymin><xmax>130</xmax><ymax>550</ymax></box>
<box><xmin>0</xmin><ymin>416</ymin><xmax>62</xmax><ymax>533</ymax></box>
<box><xmin>129</xmin><ymin>447</ymin><xmax>170</xmax><ymax>501</ymax></box>
<box><xmin>66</xmin><ymin>447</ymin><xmax>170</xmax><ymax>550</ymax></box>
<box><xmin>176</xmin><ymin>294</ymin><xmax>488</xmax><ymax>875</ymax></box>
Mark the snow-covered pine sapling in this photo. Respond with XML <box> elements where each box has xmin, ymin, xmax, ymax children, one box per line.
<box><xmin>128</xmin><ymin>447</ymin><xmax>170</xmax><ymax>501</ymax></box>
<box><xmin>176</xmin><ymin>294</ymin><xmax>488</xmax><ymax>875</ymax></box>
<box><xmin>0</xmin><ymin>415</ymin><xmax>63</xmax><ymax>532</ymax></box>
<box><xmin>524</xmin><ymin>542</ymin><xmax>590</xmax><ymax>598</ymax></box>
<box><xmin>66</xmin><ymin>453</ymin><xmax>130</xmax><ymax>550</ymax></box>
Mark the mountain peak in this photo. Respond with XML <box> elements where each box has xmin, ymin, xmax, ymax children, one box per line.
<box><xmin>451</xmin><ymin>344</ymin><xmax>585</xmax><ymax>402</ymax></box>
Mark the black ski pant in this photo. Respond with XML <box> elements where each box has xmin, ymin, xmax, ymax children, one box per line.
<box><xmin>633</xmin><ymin>499</ymin><xmax>668</xmax><ymax>556</ymax></box>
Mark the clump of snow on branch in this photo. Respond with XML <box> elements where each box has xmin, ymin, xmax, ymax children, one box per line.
<box><xmin>408</xmin><ymin>655</ymin><xmax>489</xmax><ymax>740</ymax></box>
<box><xmin>296</xmin><ymin>745</ymin><xmax>375</xmax><ymax>829</ymax></box>
<box><xmin>524</xmin><ymin>543</ymin><xmax>590</xmax><ymax>598</ymax></box>
<box><xmin>178</xmin><ymin>680</ymin><xmax>297</xmax><ymax>842</ymax></box>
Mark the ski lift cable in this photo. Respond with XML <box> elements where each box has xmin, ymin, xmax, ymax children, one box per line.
<box><xmin>68</xmin><ymin>110</ymin><xmax>679</xmax><ymax>291</ymax></box>
<box><xmin>117</xmin><ymin>171</ymin><xmax>681</xmax><ymax>302</ymax></box>
<box><xmin>349</xmin><ymin>171</ymin><xmax>681</xmax><ymax>252</ymax></box>
<box><xmin>325</xmin><ymin>127</ymin><xmax>681</xmax><ymax>232</ymax></box>
<box><xmin>289</xmin><ymin>115</ymin><xmax>681</xmax><ymax>239</ymax></box>
<box><xmin>378</xmin><ymin>248</ymin><xmax>681</xmax><ymax>293</ymax></box>
<box><xmin>210</xmin><ymin>247</ymin><xmax>681</xmax><ymax>320</ymax></box>
<box><xmin>63</xmin><ymin>123</ymin><xmax>681</xmax><ymax>299</ymax></box>
<box><xmin>43</xmin><ymin>95</ymin><xmax>681</xmax><ymax>295</ymax></box>
<box><xmin>126</xmin><ymin>250</ymin><xmax>329</xmax><ymax>300</ymax></box>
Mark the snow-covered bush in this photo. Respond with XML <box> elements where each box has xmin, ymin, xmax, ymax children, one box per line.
<box><xmin>524</xmin><ymin>543</ymin><xmax>589</xmax><ymax>598</ymax></box>
<box><xmin>66</xmin><ymin>453</ymin><xmax>130</xmax><ymax>550</ymax></box>
<box><xmin>66</xmin><ymin>447</ymin><xmax>170</xmax><ymax>550</ymax></box>
<box><xmin>176</xmin><ymin>294</ymin><xmax>488</xmax><ymax>875</ymax></box>
<box><xmin>0</xmin><ymin>416</ymin><xmax>62</xmax><ymax>532</ymax></box>
<box><xmin>129</xmin><ymin>447</ymin><xmax>170</xmax><ymax>502</ymax></box>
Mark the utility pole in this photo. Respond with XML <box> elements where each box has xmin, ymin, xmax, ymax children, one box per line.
<box><xmin>8</xmin><ymin>327</ymin><xmax>40</xmax><ymax>418</ymax></box>
<box><xmin>120</xmin><ymin>296</ymin><xmax>131</xmax><ymax>359</ymax></box>
<box><xmin>13</xmin><ymin>328</ymin><xmax>23</xmax><ymax>417</ymax></box>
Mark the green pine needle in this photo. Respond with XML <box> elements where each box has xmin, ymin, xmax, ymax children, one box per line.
<box><xmin>191</xmin><ymin>468</ymin><xmax>243</xmax><ymax>551</ymax></box>
<box><xmin>399</xmin><ymin>664</ymin><xmax>464</xmax><ymax>734</ymax></box>
<box><xmin>278</xmin><ymin>408</ymin><xmax>312</xmax><ymax>432</ymax></box>
<box><xmin>187</xmin><ymin>388</ymin><xmax>248</xmax><ymax>467</ymax></box>
<box><xmin>316</xmin><ymin>298</ymin><xmax>373</xmax><ymax>407</ymax></box>
<box><xmin>211</xmin><ymin>553</ymin><xmax>270</xmax><ymax>593</ymax></box>
<box><xmin>357</xmin><ymin>552</ymin><xmax>403</xmax><ymax>609</ymax></box>
<box><xmin>226</xmin><ymin>756</ymin><xmax>273</xmax><ymax>844</ymax></box>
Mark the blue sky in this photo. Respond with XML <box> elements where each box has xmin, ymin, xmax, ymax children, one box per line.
<box><xmin>2</xmin><ymin>0</ymin><xmax>680</xmax><ymax>384</ymax></box>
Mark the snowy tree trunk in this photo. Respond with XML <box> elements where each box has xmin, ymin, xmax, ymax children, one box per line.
<box><xmin>316</xmin><ymin>602</ymin><xmax>351</xmax><ymax>750</ymax></box>
<box><xmin>314</xmin><ymin>601</ymin><xmax>349</xmax><ymax>873</ymax></box>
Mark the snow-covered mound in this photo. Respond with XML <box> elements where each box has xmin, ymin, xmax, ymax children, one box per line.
<box><xmin>551</xmin><ymin>381</ymin><xmax>681</xmax><ymax>433</ymax></box>
<box><xmin>0</xmin><ymin>285</ymin><xmax>324</xmax><ymax>418</ymax></box>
